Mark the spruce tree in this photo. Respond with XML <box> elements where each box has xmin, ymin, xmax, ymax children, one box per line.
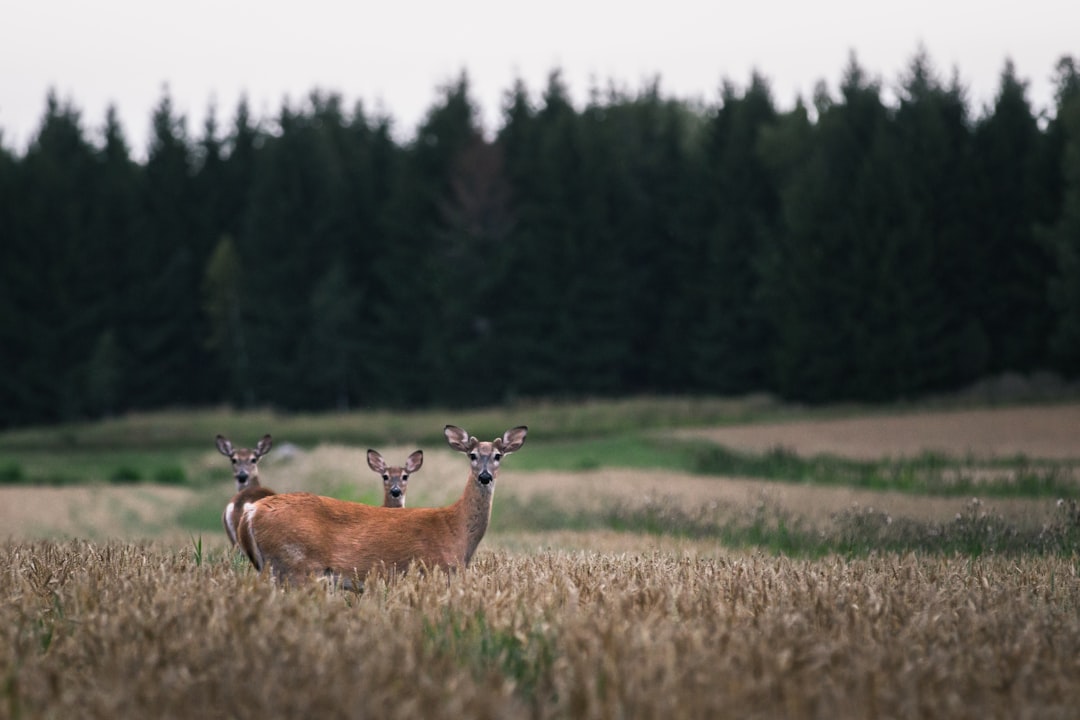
<box><xmin>1045</xmin><ymin>57</ymin><xmax>1080</xmax><ymax>373</ymax></box>
<box><xmin>972</xmin><ymin>60</ymin><xmax>1055</xmax><ymax>373</ymax></box>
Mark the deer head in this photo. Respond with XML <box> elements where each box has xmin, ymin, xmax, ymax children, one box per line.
<box><xmin>366</xmin><ymin>449</ymin><xmax>424</xmax><ymax>508</ymax></box>
<box><xmin>216</xmin><ymin>434</ymin><xmax>273</xmax><ymax>491</ymax></box>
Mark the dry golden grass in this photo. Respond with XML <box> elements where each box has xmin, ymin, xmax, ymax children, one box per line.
<box><xmin>4</xmin><ymin>539</ymin><xmax>1080</xmax><ymax>719</ymax></box>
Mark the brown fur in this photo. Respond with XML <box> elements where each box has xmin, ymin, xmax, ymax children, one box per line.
<box><xmin>238</xmin><ymin>425</ymin><xmax>527</xmax><ymax>587</ymax></box>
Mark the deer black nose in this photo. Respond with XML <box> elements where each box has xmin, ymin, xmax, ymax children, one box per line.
<box><xmin>478</xmin><ymin>470</ymin><xmax>493</xmax><ymax>484</ymax></box>
<box><xmin>390</xmin><ymin>488</ymin><xmax>402</xmax><ymax>497</ymax></box>
<box><xmin>236</xmin><ymin>471</ymin><xmax>249</xmax><ymax>482</ymax></box>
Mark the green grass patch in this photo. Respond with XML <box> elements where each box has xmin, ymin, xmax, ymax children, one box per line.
<box><xmin>176</xmin><ymin>493</ymin><xmax>227</xmax><ymax>533</ymax></box>
<box><xmin>0</xmin><ymin>450</ymin><xmax>203</xmax><ymax>487</ymax></box>
<box><xmin>493</xmin><ymin>494</ymin><xmax>1080</xmax><ymax>558</ymax></box>
<box><xmin>0</xmin><ymin>396</ymin><xmax>782</xmax><ymax>451</ymax></box>
<box><xmin>422</xmin><ymin>608</ymin><xmax>556</xmax><ymax>704</ymax></box>
<box><xmin>515</xmin><ymin>435</ymin><xmax>1078</xmax><ymax>499</ymax></box>
<box><xmin>153</xmin><ymin>465</ymin><xmax>188</xmax><ymax>485</ymax></box>
<box><xmin>690</xmin><ymin>444</ymin><xmax>1079</xmax><ymax>498</ymax></box>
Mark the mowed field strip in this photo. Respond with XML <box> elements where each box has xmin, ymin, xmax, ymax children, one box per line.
<box><xmin>673</xmin><ymin>402</ymin><xmax>1080</xmax><ymax>460</ymax></box>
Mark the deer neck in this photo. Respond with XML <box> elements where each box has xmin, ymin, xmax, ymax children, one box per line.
<box><xmin>456</xmin><ymin>473</ymin><xmax>496</xmax><ymax>566</ymax></box>
<box><xmin>237</xmin><ymin>477</ymin><xmax>261</xmax><ymax>492</ymax></box>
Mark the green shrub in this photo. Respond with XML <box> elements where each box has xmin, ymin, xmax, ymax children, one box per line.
<box><xmin>154</xmin><ymin>465</ymin><xmax>187</xmax><ymax>485</ymax></box>
<box><xmin>109</xmin><ymin>466</ymin><xmax>142</xmax><ymax>483</ymax></box>
<box><xmin>0</xmin><ymin>462</ymin><xmax>25</xmax><ymax>483</ymax></box>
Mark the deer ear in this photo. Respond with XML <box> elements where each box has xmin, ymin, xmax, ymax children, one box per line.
<box><xmin>216</xmin><ymin>435</ymin><xmax>233</xmax><ymax>457</ymax></box>
<box><xmin>444</xmin><ymin>425</ymin><xmax>472</xmax><ymax>452</ymax></box>
<box><xmin>406</xmin><ymin>450</ymin><xmax>424</xmax><ymax>472</ymax></box>
<box><xmin>499</xmin><ymin>426</ymin><xmax>528</xmax><ymax>454</ymax></box>
<box><xmin>256</xmin><ymin>434</ymin><xmax>273</xmax><ymax>457</ymax></box>
<box><xmin>367</xmin><ymin>450</ymin><xmax>385</xmax><ymax>473</ymax></box>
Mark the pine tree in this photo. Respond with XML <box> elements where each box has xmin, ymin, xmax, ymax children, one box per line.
<box><xmin>690</xmin><ymin>73</ymin><xmax>778</xmax><ymax>394</ymax></box>
<box><xmin>202</xmin><ymin>235</ymin><xmax>254</xmax><ymax>405</ymax></box>
<box><xmin>1045</xmin><ymin>57</ymin><xmax>1080</xmax><ymax>373</ymax></box>
<box><xmin>124</xmin><ymin>90</ymin><xmax>205</xmax><ymax>408</ymax></box>
<box><xmin>86</xmin><ymin>106</ymin><xmax>140</xmax><ymax>415</ymax></box>
<box><xmin>11</xmin><ymin>92</ymin><xmax>102</xmax><ymax>420</ymax></box>
<box><xmin>494</xmin><ymin>73</ymin><xmax>583</xmax><ymax>397</ymax></box>
<box><xmin>306</xmin><ymin>262</ymin><xmax>360</xmax><ymax>409</ymax></box>
<box><xmin>971</xmin><ymin>59</ymin><xmax>1055</xmax><ymax>373</ymax></box>
<box><xmin>880</xmin><ymin>50</ymin><xmax>978</xmax><ymax>394</ymax></box>
<box><xmin>757</xmin><ymin>58</ymin><xmax>891</xmax><ymax>401</ymax></box>
<box><xmin>369</xmin><ymin>74</ymin><xmax>485</xmax><ymax>405</ymax></box>
<box><xmin>0</xmin><ymin>134</ymin><xmax>21</xmax><ymax>426</ymax></box>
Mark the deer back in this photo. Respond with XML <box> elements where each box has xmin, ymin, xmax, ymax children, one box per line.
<box><xmin>240</xmin><ymin>492</ymin><xmax>468</xmax><ymax>584</ymax></box>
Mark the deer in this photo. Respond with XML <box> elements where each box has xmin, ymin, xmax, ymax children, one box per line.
<box><xmin>216</xmin><ymin>434</ymin><xmax>276</xmax><ymax>547</ymax></box>
<box><xmin>367</xmin><ymin>449</ymin><xmax>423</xmax><ymax>508</ymax></box>
<box><xmin>236</xmin><ymin>424</ymin><xmax>527</xmax><ymax>588</ymax></box>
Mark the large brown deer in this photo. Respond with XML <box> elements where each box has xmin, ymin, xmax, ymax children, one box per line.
<box><xmin>216</xmin><ymin>434</ymin><xmax>275</xmax><ymax>547</ymax></box>
<box><xmin>367</xmin><ymin>449</ymin><xmax>423</xmax><ymax>508</ymax></box>
<box><xmin>237</xmin><ymin>425</ymin><xmax>527</xmax><ymax>587</ymax></box>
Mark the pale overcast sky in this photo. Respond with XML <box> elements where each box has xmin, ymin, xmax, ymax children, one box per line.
<box><xmin>1</xmin><ymin>0</ymin><xmax>1076</xmax><ymax>154</ymax></box>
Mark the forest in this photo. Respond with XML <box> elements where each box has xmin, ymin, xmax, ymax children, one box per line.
<box><xmin>1</xmin><ymin>50</ymin><xmax>1079</xmax><ymax>428</ymax></box>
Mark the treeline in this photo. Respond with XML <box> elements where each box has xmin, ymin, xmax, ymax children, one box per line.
<box><xmin>2</xmin><ymin>50</ymin><xmax>1080</xmax><ymax>428</ymax></box>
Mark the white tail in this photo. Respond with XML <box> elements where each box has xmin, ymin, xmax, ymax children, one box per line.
<box><xmin>367</xmin><ymin>449</ymin><xmax>423</xmax><ymax>507</ymax></box>
<box><xmin>216</xmin><ymin>434</ymin><xmax>275</xmax><ymax>547</ymax></box>
<box><xmin>237</xmin><ymin>425</ymin><xmax>527</xmax><ymax>587</ymax></box>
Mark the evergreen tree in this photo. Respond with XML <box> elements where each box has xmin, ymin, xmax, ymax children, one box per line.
<box><xmin>221</xmin><ymin>97</ymin><xmax>261</xmax><ymax>242</ymax></box>
<box><xmin>202</xmin><ymin>235</ymin><xmax>254</xmax><ymax>405</ymax></box>
<box><xmin>338</xmin><ymin>108</ymin><xmax>399</xmax><ymax>407</ymax></box>
<box><xmin>1045</xmin><ymin>57</ymin><xmax>1080</xmax><ymax>373</ymax></box>
<box><xmin>239</xmin><ymin>92</ymin><xmax>378</xmax><ymax>408</ymax></box>
<box><xmin>495</xmin><ymin>73</ymin><xmax>583</xmax><ymax>397</ymax></box>
<box><xmin>240</xmin><ymin>99</ymin><xmax>332</xmax><ymax>407</ymax></box>
<box><xmin>757</xmin><ymin>59</ymin><xmax>892</xmax><ymax>401</ymax></box>
<box><xmin>85</xmin><ymin>106</ymin><xmax>140</xmax><ymax>415</ymax></box>
<box><xmin>369</xmin><ymin>74</ymin><xmax>486</xmax><ymax>405</ymax></box>
<box><xmin>306</xmin><ymin>262</ymin><xmax>361</xmax><ymax>409</ymax></box>
<box><xmin>880</xmin><ymin>50</ymin><xmax>978</xmax><ymax>394</ymax></box>
<box><xmin>971</xmin><ymin>59</ymin><xmax>1055</xmax><ymax>372</ymax></box>
<box><xmin>124</xmin><ymin>90</ymin><xmax>205</xmax><ymax>408</ymax></box>
<box><xmin>85</xmin><ymin>328</ymin><xmax>121</xmax><ymax>417</ymax></box>
<box><xmin>0</xmin><ymin>134</ymin><xmax>21</xmax><ymax>426</ymax></box>
<box><xmin>10</xmin><ymin>93</ymin><xmax>102</xmax><ymax>421</ymax></box>
<box><xmin>690</xmin><ymin>74</ymin><xmax>778</xmax><ymax>393</ymax></box>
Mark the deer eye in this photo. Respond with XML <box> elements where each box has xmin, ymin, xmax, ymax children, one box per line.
<box><xmin>469</xmin><ymin>453</ymin><xmax>478</xmax><ymax>461</ymax></box>
<box><xmin>231</xmin><ymin>458</ymin><xmax>238</xmax><ymax>464</ymax></box>
<box><xmin>494</xmin><ymin>453</ymin><xmax>502</xmax><ymax>461</ymax></box>
<box><xmin>382</xmin><ymin>474</ymin><xmax>389</xmax><ymax>481</ymax></box>
<box><xmin>401</xmin><ymin>475</ymin><xmax>408</xmax><ymax>481</ymax></box>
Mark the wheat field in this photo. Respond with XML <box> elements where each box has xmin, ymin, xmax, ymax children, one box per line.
<box><xmin>3</xmin><ymin>401</ymin><xmax>1080</xmax><ymax>718</ymax></box>
<box><xmin>2</xmin><ymin>539</ymin><xmax>1079</xmax><ymax>719</ymax></box>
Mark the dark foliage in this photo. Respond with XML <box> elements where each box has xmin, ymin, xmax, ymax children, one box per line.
<box><xmin>2</xmin><ymin>51</ymin><xmax>1079</xmax><ymax>427</ymax></box>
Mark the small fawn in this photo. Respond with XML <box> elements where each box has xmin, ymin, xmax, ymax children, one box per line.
<box><xmin>367</xmin><ymin>449</ymin><xmax>423</xmax><ymax>507</ymax></box>
<box><xmin>216</xmin><ymin>434</ymin><xmax>275</xmax><ymax>547</ymax></box>
<box><xmin>237</xmin><ymin>425</ymin><xmax>527</xmax><ymax>587</ymax></box>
